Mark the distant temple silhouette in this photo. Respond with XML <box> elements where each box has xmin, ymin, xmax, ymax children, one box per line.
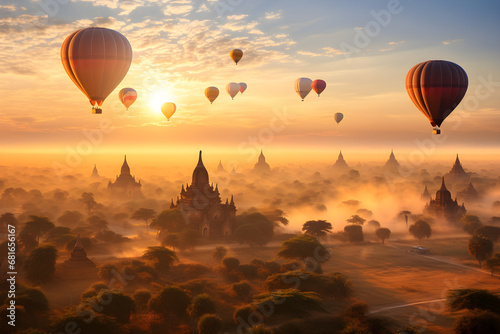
<box><xmin>217</xmin><ymin>160</ymin><xmax>225</xmax><ymax>173</ymax></box>
<box><xmin>333</xmin><ymin>151</ymin><xmax>349</xmax><ymax>170</ymax></box>
<box><xmin>421</xmin><ymin>185</ymin><xmax>431</xmax><ymax>201</ymax></box>
<box><xmin>424</xmin><ymin>177</ymin><xmax>466</xmax><ymax>223</ymax></box>
<box><xmin>62</xmin><ymin>235</ymin><xmax>97</xmax><ymax>277</ymax></box>
<box><xmin>170</xmin><ymin>151</ymin><xmax>236</xmax><ymax>237</ymax></box>
<box><xmin>108</xmin><ymin>156</ymin><xmax>142</xmax><ymax>197</ymax></box>
<box><xmin>384</xmin><ymin>150</ymin><xmax>400</xmax><ymax>170</ymax></box>
<box><xmin>91</xmin><ymin>164</ymin><xmax>100</xmax><ymax>179</ymax></box>
<box><xmin>254</xmin><ymin>150</ymin><xmax>271</xmax><ymax>173</ymax></box>
<box><xmin>445</xmin><ymin>154</ymin><xmax>469</xmax><ymax>183</ymax></box>
<box><xmin>457</xmin><ymin>181</ymin><xmax>480</xmax><ymax>202</ymax></box>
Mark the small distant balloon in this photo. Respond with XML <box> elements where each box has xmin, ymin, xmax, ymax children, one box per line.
<box><xmin>295</xmin><ymin>78</ymin><xmax>313</xmax><ymax>101</ymax></box>
<box><xmin>312</xmin><ymin>79</ymin><xmax>327</xmax><ymax>97</ymax></box>
<box><xmin>205</xmin><ymin>87</ymin><xmax>220</xmax><ymax>104</ymax></box>
<box><xmin>161</xmin><ymin>102</ymin><xmax>176</xmax><ymax>121</ymax></box>
<box><xmin>118</xmin><ymin>88</ymin><xmax>137</xmax><ymax>110</ymax></box>
<box><xmin>230</xmin><ymin>49</ymin><xmax>243</xmax><ymax>65</ymax></box>
<box><xmin>334</xmin><ymin>113</ymin><xmax>344</xmax><ymax>125</ymax></box>
<box><xmin>226</xmin><ymin>82</ymin><xmax>241</xmax><ymax>100</ymax></box>
<box><xmin>239</xmin><ymin>82</ymin><xmax>247</xmax><ymax>94</ymax></box>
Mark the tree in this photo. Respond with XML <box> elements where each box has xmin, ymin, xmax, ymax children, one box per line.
<box><xmin>375</xmin><ymin>228</ymin><xmax>391</xmax><ymax>244</ymax></box>
<box><xmin>23</xmin><ymin>216</ymin><xmax>55</xmax><ymax>245</ymax></box>
<box><xmin>233</xmin><ymin>282</ymin><xmax>252</xmax><ymax>300</ymax></box>
<box><xmin>57</xmin><ymin>210</ymin><xmax>83</xmax><ymax>227</ymax></box>
<box><xmin>474</xmin><ymin>225</ymin><xmax>500</xmax><ymax>243</ymax></box>
<box><xmin>399</xmin><ymin>210</ymin><xmax>412</xmax><ymax>228</ymax></box>
<box><xmin>346</xmin><ymin>215</ymin><xmax>366</xmax><ymax>225</ymax></box>
<box><xmin>131</xmin><ymin>208</ymin><xmax>156</xmax><ymax>234</ymax></box>
<box><xmin>277</xmin><ymin>235</ymin><xmax>330</xmax><ymax>263</ymax></box>
<box><xmin>89</xmin><ymin>290</ymin><xmax>135</xmax><ymax>323</ymax></box>
<box><xmin>366</xmin><ymin>220</ymin><xmax>381</xmax><ymax>231</ymax></box>
<box><xmin>211</xmin><ymin>246</ymin><xmax>228</xmax><ymax>263</ymax></box>
<box><xmin>409</xmin><ymin>220</ymin><xmax>431</xmax><ymax>241</ymax></box>
<box><xmin>0</xmin><ymin>212</ymin><xmax>17</xmax><ymax>228</ymax></box>
<box><xmin>51</xmin><ymin>311</ymin><xmax>125</xmax><ymax>334</ymax></box>
<box><xmin>253</xmin><ymin>289</ymin><xmax>326</xmax><ymax>318</ymax></box>
<box><xmin>454</xmin><ymin>310</ymin><xmax>500</xmax><ymax>334</ymax></box>
<box><xmin>44</xmin><ymin>226</ymin><xmax>74</xmax><ymax>247</ymax></box>
<box><xmin>485</xmin><ymin>253</ymin><xmax>500</xmax><ymax>275</ymax></box>
<box><xmin>80</xmin><ymin>192</ymin><xmax>97</xmax><ymax>213</ymax></box>
<box><xmin>148</xmin><ymin>285</ymin><xmax>190</xmax><ymax>319</ymax></box>
<box><xmin>198</xmin><ymin>314</ymin><xmax>223</xmax><ymax>334</ymax></box>
<box><xmin>222</xmin><ymin>257</ymin><xmax>240</xmax><ymax>271</ymax></box>
<box><xmin>162</xmin><ymin>233</ymin><xmax>179</xmax><ymax>250</ymax></box>
<box><xmin>98</xmin><ymin>264</ymin><xmax>119</xmax><ymax>283</ymax></box>
<box><xmin>133</xmin><ymin>289</ymin><xmax>151</xmax><ymax>313</ymax></box>
<box><xmin>302</xmin><ymin>220</ymin><xmax>333</xmax><ymax>238</ymax></box>
<box><xmin>142</xmin><ymin>246</ymin><xmax>178</xmax><ymax>272</ymax></box>
<box><xmin>468</xmin><ymin>235</ymin><xmax>493</xmax><ymax>268</ymax></box>
<box><xmin>178</xmin><ymin>228</ymin><xmax>201</xmax><ymax>250</ymax></box>
<box><xmin>447</xmin><ymin>289</ymin><xmax>500</xmax><ymax>315</ymax></box>
<box><xmin>344</xmin><ymin>225</ymin><xmax>364</xmax><ymax>242</ymax></box>
<box><xmin>461</xmin><ymin>214</ymin><xmax>483</xmax><ymax>235</ymax></box>
<box><xmin>24</xmin><ymin>245</ymin><xmax>58</xmax><ymax>284</ymax></box>
<box><xmin>233</xmin><ymin>212</ymin><xmax>275</xmax><ymax>246</ymax></box>
<box><xmin>150</xmin><ymin>209</ymin><xmax>186</xmax><ymax>239</ymax></box>
<box><xmin>86</xmin><ymin>215</ymin><xmax>108</xmax><ymax>232</ymax></box>
<box><xmin>17</xmin><ymin>228</ymin><xmax>38</xmax><ymax>254</ymax></box>
<box><xmin>187</xmin><ymin>294</ymin><xmax>216</xmax><ymax>320</ymax></box>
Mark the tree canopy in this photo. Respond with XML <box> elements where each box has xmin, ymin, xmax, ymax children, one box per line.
<box><xmin>302</xmin><ymin>220</ymin><xmax>333</xmax><ymax>237</ymax></box>
<box><xmin>277</xmin><ymin>235</ymin><xmax>330</xmax><ymax>263</ymax></box>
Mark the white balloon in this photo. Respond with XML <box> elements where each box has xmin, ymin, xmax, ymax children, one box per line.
<box><xmin>226</xmin><ymin>82</ymin><xmax>241</xmax><ymax>100</ymax></box>
<box><xmin>295</xmin><ymin>78</ymin><xmax>313</xmax><ymax>101</ymax></box>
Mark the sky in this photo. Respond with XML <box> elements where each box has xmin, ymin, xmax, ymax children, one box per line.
<box><xmin>0</xmin><ymin>0</ymin><xmax>499</xmax><ymax>170</ymax></box>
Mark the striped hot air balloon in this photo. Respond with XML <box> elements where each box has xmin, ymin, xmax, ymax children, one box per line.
<box><xmin>118</xmin><ymin>88</ymin><xmax>137</xmax><ymax>110</ymax></box>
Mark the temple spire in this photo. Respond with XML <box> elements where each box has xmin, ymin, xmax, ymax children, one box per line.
<box><xmin>440</xmin><ymin>177</ymin><xmax>448</xmax><ymax>191</ymax></box>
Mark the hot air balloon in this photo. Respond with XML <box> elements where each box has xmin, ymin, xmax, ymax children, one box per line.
<box><xmin>334</xmin><ymin>113</ymin><xmax>344</xmax><ymax>125</ymax></box>
<box><xmin>61</xmin><ymin>27</ymin><xmax>133</xmax><ymax>114</ymax></box>
<box><xmin>205</xmin><ymin>87</ymin><xmax>219</xmax><ymax>104</ymax></box>
<box><xmin>312</xmin><ymin>80</ymin><xmax>327</xmax><ymax>97</ymax></box>
<box><xmin>118</xmin><ymin>88</ymin><xmax>137</xmax><ymax>111</ymax></box>
<box><xmin>406</xmin><ymin>60</ymin><xmax>468</xmax><ymax>134</ymax></box>
<box><xmin>226</xmin><ymin>83</ymin><xmax>241</xmax><ymax>100</ymax></box>
<box><xmin>239</xmin><ymin>82</ymin><xmax>247</xmax><ymax>94</ymax></box>
<box><xmin>230</xmin><ymin>49</ymin><xmax>243</xmax><ymax>65</ymax></box>
<box><xmin>161</xmin><ymin>102</ymin><xmax>176</xmax><ymax>121</ymax></box>
<box><xmin>295</xmin><ymin>78</ymin><xmax>313</xmax><ymax>101</ymax></box>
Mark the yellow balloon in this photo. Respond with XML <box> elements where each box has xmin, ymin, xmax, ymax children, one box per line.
<box><xmin>230</xmin><ymin>49</ymin><xmax>243</xmax><ymax>65</ymax></box>
<box><xmin>161</xmin><ymin>102</ymin><xmax>176</xmax><ymax>121</ymax></box>
<box><xmin>204</xmin><ymin>87</ymin><xmax>219</xmax><ymax>104</ymax></box>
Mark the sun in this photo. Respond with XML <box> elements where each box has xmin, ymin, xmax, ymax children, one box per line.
<box><xmin>148</xmin><ymin>91</ymin><xmax>177</xmax><ymax>115</ymax></box>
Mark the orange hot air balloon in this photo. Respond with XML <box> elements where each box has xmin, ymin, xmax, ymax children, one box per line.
<box><xmin>205</xmin><ymin>87</ymin><xmax>219</xmax><ymax>104</ymax></box>
<box><xmin>161</xmin><ymin>102</ymin><xmax>176</xmax><ymax>121</ymax></box>
<box><xmin>118</xmin><ymin>88</ymin><xmax>137</xmax><ymax>110</ymax></box>
<box><xmin>406</xmin><ymin>60</ymin><xmax>468</xmax><ymax>134</ymax></box>
<box><xmin>312</xmin><ymin>79</ymin><xmax>327</xmax><ymax>97</ymax></box>
<box><xmin>61</xmin><ymin>27</ymin><xmax>133</xmax><ymax>114</ymax></box>
<box><xmin>230</xmin><ymin>49</ymin><xmax>243</xmax><ymax>65</ymax></box>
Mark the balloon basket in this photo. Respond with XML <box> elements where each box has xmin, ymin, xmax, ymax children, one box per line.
<box><xmin>92</xmin><ymin>108</ymin><xmax>102</xmax><ymax>114</ymax></box>
<box><xmin>432</xmin><ymin>128</ymin><xmax>441</xmax><ymax>135</ymax></box>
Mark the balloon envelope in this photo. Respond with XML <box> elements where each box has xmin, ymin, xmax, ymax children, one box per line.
<box><xmin>312</xmin><ymin>79</ymin><xmax>327</xmax><ymax>97</ymax></box>
<box><xmin>118</xmin><ymin>88</ymin><xmax>137</xmax><ymax>110</ymax></box>
<box><xmin>239</xmin><ymin>82</ymin><xmax>247</xmax><ymax>94</ymax></box>
<box><xmin>230</xmin><ymin>49</ymin><xmax>243</xmax><ymax>65</ymax></box>
<box><xmin>334</xmin><ymin>113</ymin><xmax>344</xmax><ymax>124</ymax></box>
<box><xmin>61</xmin><ymin>27</ymin><xmax>132</xmax><ymax>110</ymax></box>
<box><xmin>406</xmin><ymin>60</ymin><xmax>468</xmax><ymax>131</ymax></box>
<box><xmin>161</xmin><ymin>102</ymin><xmax>176</xmax><ymax>120</ymax></box>
<box><xmin>205</xmin><ymin>87</ymin><xmax>220</xmax><ymax>104</ymax></box>
<box><xmin>226</xmin><ymin>82</ymin><xmax>241</xmax><ymax>100</ymax></box>
<box><xmin>295</xmin><ymin>78</ymin><xmax>313</xmax><ymax>101</ymax></box>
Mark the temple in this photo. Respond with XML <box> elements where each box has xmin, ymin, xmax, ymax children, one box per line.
<box><xmin>384</xmin><ymin>150</ymin><xmax>400</xmax><ymax>170</ymax></box>
<box><xmin>445</xmin><ymin>154</ymin><xmax>469</xmax><ymax>183</ymax></box>
<box><xmin>217</xmin><ymin>160</ymin><xmax>225</xmax><ymax>173</ymax></box>
<box><xmin>108</xmin><ymin>156</ymin><xmax>142</xmax><ymax>197</ymax></box>
<box><xmin>457</xmin><ymin>181</ymin><xmax>480</xmax><ymax>202</ymax></box>
<box><xmin>421</xmin><ymin>185</ymin><xmax>431</xmax><ymax>201</ymax></box>
<box><xmin>90</xmin><ymin>164</ymin><xmax>100</xmax><ymax>179</ymax></box>
<box><xmin>170</xmin><ymin>151</ymin><xmax>236</xmax><ymax>237</ymax></box>
<box><xmin>62</xmin><ymin>235</ymin><xmax>97</xmax><ymax>277</ymax></box>
<box><xmin>333</xmin><ymin>151</ymin><xmax>349</xmax><ymax>171</ymax></box>
<box><xmin>254</xmin><ymin>150</ymin><xmax>271</xmax><ymax>173</ymax></box>
<box><xmin>424</xmin><ymin>177</ymin><xmax>466</xmax><ymax>223</ymax></box>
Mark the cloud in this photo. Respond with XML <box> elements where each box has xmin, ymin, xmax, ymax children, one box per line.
<box><xmin>323</xmin><ymin>47</ymin><xmax>346</xmax><ymax>55</ymax></box>
<box><xmin>442</xmin><ymin>39</ymin><xmax>463</xmax><ymax>45</ymax></box>
<box><xmin>388</xmin><ymin>41</ymin><xmax>405</xmax><ymax>45</ymax></box>
<box><xmin>227</xmin><ymin>14</ymin><xmax>248</xmax><ymax>20</ymax></box>
<box><xmin>264</xmin><ymin>10</ymin><xmax>282</xmax><ymax>20</ymax></box>
<box><xmin>297</xmin><ymin>50</ymin><xmax>322</xmax><ymax>57</ymax></box>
